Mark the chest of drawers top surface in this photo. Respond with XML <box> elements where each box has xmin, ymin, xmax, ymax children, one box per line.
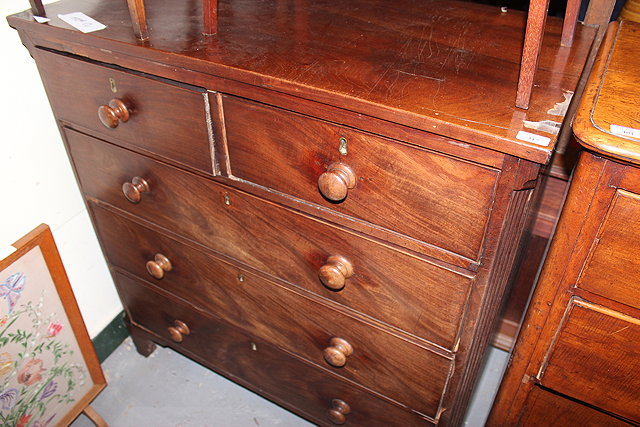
<box><xmin>8</xmin><ymin>0</ymin><xmax>595</xmax><ymax>164</ymax></box>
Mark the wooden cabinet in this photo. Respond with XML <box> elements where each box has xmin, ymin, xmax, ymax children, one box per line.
<box><xmin>490</xmin><ymin>20</ymin><xmax>640</xmax><ymax>426</ymax></box>
<box><xmin>8</xmin><ymin>0</ymin><xmax>596</xmax><ymax>425</ymax></box>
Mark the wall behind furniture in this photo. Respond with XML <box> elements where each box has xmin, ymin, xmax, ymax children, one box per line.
<box><xmin>1</xmin><ymin>0</ymin><xmax>122</xmax><ymax>338</ymax></box>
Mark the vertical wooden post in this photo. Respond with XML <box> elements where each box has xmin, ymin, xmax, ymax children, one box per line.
<box><xmin>561</xmin><ymin>0</ymin><xmax>581</xmax><ymax>47</ymax></box>
<box><xmin>554</xmin><ymin>0</ymin><xmax>616</xmax><ymax>154</ymax></box>
<box><xmin>203</xmin><ymin>0</ymin><xmax>219</xmax><ymax>35</ymax></box>
<box><xmin>29</xmin><ymin>0</ymin><xmax>46</xmax><ymax>17</ymax></box>
<box><xmin>515</xmin><ymin>0</ymin><xmax>550</xmax><ymax>110</ymax></box>
<box><xmin>585</xmin><ymin>0</ymin><xmax>617</xmax><ymax>39</ymax></box>
<box><xmin>126</xmin><ymin>0</ymin><xmax>149</xmax><ymax>41</ymax></box>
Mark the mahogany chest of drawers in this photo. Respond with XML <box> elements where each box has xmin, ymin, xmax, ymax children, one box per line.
<box><xmin>490</xmin><ymin>20</ymin><xmax>640</xmax><ymax>426</ymax></box>
<box><xmin>8</xmin><ymin>0</ymin><xmax>595</xmax><ymax>424</ymax></box>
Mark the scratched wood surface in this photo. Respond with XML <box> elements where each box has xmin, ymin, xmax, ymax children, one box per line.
<box><xmin>8</xmin><ymin>0</ymin><xmax>596</xmax><ymax>163</ymax></box>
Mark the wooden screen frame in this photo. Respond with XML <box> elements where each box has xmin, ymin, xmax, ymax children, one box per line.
<box><xmin>0</xmin><ymin>224</ymin><xmax>106</xmax><ymax>426</ymax></box>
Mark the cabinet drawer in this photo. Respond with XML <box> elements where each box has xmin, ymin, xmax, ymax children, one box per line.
<box><xmin>118</xmin><ymin>273</ymin><xmax>434</xmax><ymax>426</ymax></box>
<box><xmin>34</xmin><ymin>49</ymin><xmax>213</xmax><ymax>174</ymax></box>
<box><xmin>112</xmin><ymin>262</ymin><xmax>451</xmax><ymax>418</ymax></box>
<box><xmin>577</xmin><ymin>189</ymin><xmax>640</xmax><ymax>311</ymax></box>
<box><xmin>540</xmin><ymin>299</ymin><xmax>640</xmax><ymax>422</ymax></box>
<box><xmin>518</xmin><ymin>387</ymin><xmax>631</xmax><ymax>427</ymax></box>
<box><xmin>223</xmin><ymin>95</ymin><xmax>500</xmax><ymax>261</ymax></box>
<box><xmin>68</xmin><ymin>128</ymin><xmax>472</xmax><ymax>350</ymax></box>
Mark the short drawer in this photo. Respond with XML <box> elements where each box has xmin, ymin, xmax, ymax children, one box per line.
<box><xmin>223</xmin><ymin>95</ymin><xmax>500</xmax><ymax>261</ymax></box>
<box><xmin>34</xmin><ymin>49</ymin><xmax>213</xmax><ymax>174</ymax></box>
<box><xmin>577</xmin><ymin>189</ymin><xmax>640</xmax><ymax>311</ymax></box>
<box><xmin>539</xmin><ymin>299</ymin><xmax>640</xmax><ymax>422</ymax></box>
<box><xmin>113</xmin><ymin>264</ymin><xmax>451</xmax><ymax>419</ymax></box>
<box><xmin>119</xmin><ymin>273</ymin><xmax>434</xmax><ymax>426</ymax></box>
<box><xmin>68</xmin><ymin>128</ymin><xmax>473</xmax><ymax>351</ymax></box>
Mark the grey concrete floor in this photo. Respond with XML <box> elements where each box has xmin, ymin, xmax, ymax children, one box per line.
<box><xmin>71</xmin><ymin>338</ymin><xmax>508</xmax><ymax>426</ymax></box>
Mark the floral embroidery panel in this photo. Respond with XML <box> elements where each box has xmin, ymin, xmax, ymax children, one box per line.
<box><xmin>0</xmin><ymin>247</ymin><xmax>90</xmax><ymax>427</ymax></box>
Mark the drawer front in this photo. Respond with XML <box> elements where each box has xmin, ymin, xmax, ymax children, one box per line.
<box><xmin>67</xmin><ymin>128</ymin><xmax>472</xmax><ymax>350</ymax></box>
<box><xmin>540</xmin><ymin>299</ymin><xmax>640</xmax><ymax>422</ymax></box>
<box><xmin>118</xmin><ymin>273</ymin><xmax>434</xmax><ymax>426</ymax></box>
<box><xmin>112</xmin><ymin>261</ymin><xmax>451</xmax><ymax>418</ymax></box>
<box><xmin>223</xmin><ymin>95</ymin><xmax>500</xmax><ymax>261</ymax></box>
<box><xmin>34</xmin><ymin>49</ymin><xmax>213</xmax><ymax>174</ymax></box>
<box><xmin>518</xmin><ymin>387</ymin><xmax>631</xmax><ymax>427</ymax></box>
<box><xmin>577</xmin><ymin>189</ymin><xmax>640</xmax><ymax>311</ymax></box>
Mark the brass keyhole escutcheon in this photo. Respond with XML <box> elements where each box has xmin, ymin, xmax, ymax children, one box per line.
<box><xmin>338</xmin><ymin>137</ymin><xmax>348</xmax><ymax>155</ymax></box>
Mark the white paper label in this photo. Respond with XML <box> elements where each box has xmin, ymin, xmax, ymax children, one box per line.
<box><xmin>58</xmin><ymin>12</ymin><xmax>106</xmax><ymax>33</ymax></box>
<box><xmin>611</xmin><ymin>124</ymin><xmax>640</xmax><ymax>139</ymax></box>
<box><xmin>516</xmin><ymin>130</ymin><xmax>551</xmax><ymax>146</ymax></box>
<box><xmin>33</xmin><ymin>16</ymin><xmax>51</xmax><ymax>23</ymax></box>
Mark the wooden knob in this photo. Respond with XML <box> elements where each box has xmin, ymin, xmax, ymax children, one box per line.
<box><xmin>146</xmin><ymin>254</ymin><xmax>172</xmax><ymax>279</ymax></box>
<box><xmin>167</xmin><ymin>320</ymin><xmax>190</xmax><ymax>343</ymax></box>
<box><xmin>319</xmin><ymin>256</ymin><xmax>353</xmax><ymax>291</ymax></box>
<box><xmin>323</xmin><ymin>337</ymin><xmax>353</xmax><ymax>368</ymax></box>
<box><xmin>98</xmin><ymin>98</ymin><xmax>130</xmax><ymax>128</ymax></box>
<box><xmin>122</xmin><ymin>176</ymin><xmax>149</xmax><ymax>203</ymax></box>
<box><xmin>327</xmin><ymin>399</ymin><xmax>351</xmax><ymax>425</ymax></box>
<box><xmin>318</xmin><ymin>163</ymin><xmax>356</xmax><ymax>201</ymax></box>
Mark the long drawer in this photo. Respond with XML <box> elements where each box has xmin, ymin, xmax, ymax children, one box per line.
<box><xmin>94</xmin><ymin>205</ymin><xmax>452</xmax><ymax>417</ymax></box>
<box><xmin>223</xmin><ymin>95</ymin><xmax>500</xmax><ymax>262</ymax></box>
<box><xmin>34</xmin><ymin>49</ymin><xmax>214</xmax><ymax>174</ymax></box>
<box><xmin>117</xmin><ymin>272</ymin><xmax>435</xmax><ymax>426</ymax></box>
<box><xmin>66</xmin><ymin>128</ymin><xmax>473</xmax><ymax>350</ymax></box>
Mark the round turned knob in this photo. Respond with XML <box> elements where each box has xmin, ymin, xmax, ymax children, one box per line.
<box><xmin>167</xmin><ymin>320</ymin><xmax>190</xmax><ymax>343</ymax></box>
<box><xmin>327</xmin><ymin>399</ymin><xmax>351</xmax><ymax>425</ymax></box>
<box><xmin>318</xmin><ymin>163</ymin><xmax>356</xmax><ymax>201</ymax></box>
<box><xmin>319</xmin><ymin>255</ymin><xmax>353</xmax><ymax>291</ymax></box>
<box><xmin>122</xmin><ymin>176</ymin><xmax>150</xmax><ymax>203</ymax></box>
<box><xmin>146</xmin><ymin>253</ymin><xmax>172</xmax><ymax>279</ymax></box>
<box><xmin>98</xmin><ymin>98</ymin><xmax>130</xmax><ymax>128</ymax></box>
<box><xmin>323</xmin><ymin>337</ymin><xmax>353</xmax><ymax>368</ymax></box>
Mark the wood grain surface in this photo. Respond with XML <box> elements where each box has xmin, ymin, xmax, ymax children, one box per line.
<box><xmin>67</xmin><ymin>129</ymin><xmax>473</xmax><ymax>350</ymax></box>
<box><xmin>7</xmin><ymin>1</ymin><xmax>587</xmax><ymax>423</ymax></box>
<box><xmin>574</xmin><ymin>21</ymin><xmax>640</xmax><ymax>166</ymax></box>
<box><xmin>112</xmin><ymin>260</ymin><xmax>452</xmax><ymax>418</ymax></box>
<box><xmin>119</xmin><ymin>273</ymin><xmax>435</xmax><ymax>426</ymax></box>
<box><xmin>33</xmin><ymin>49</ymin><xmax>214</xmax><ymax>174</ymax></box>
<box><xmin>518</xmin><ymin>387</ymin><xmax>631</xmax><ymax>426</ymax></box>
<box><xmin>8</xmin><ymin>0</ymin><xmax>597</xmax><ymax>163</ymax></box>
<box><xmin>223</xmin><ymin>95</ymin><xmax>499</xmax><ymax>261</ymax></box>
<box><xmin>576</xmin><ymin>189</ymin><xmax>640</xmax><ymax>311</ymax></box>
<box><xmin>540</xmin><ymin>300</ymin><xmax>640</xmax><ymax>422</ymax></box>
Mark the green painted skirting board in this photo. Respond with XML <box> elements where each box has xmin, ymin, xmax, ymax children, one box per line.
<box><xmin>92</xmin><ymin>311</ymin><xmax>129</xmax><ymax>363</ymax></box>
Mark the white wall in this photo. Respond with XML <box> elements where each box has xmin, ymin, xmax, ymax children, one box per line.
<box><xmin>1</xmin><ymin>0</ymin><xmax>122</xmax><ymax>338</ymax></box>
